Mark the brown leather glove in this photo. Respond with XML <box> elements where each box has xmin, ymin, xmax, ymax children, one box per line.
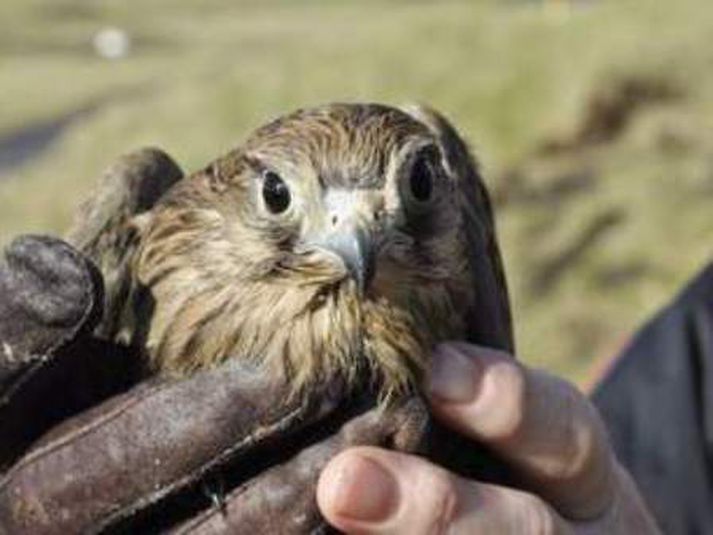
<box><xmin>0</xmin><ymin>236</ymin><xmax>434</xmax><ymax>534</ymax></box>
<box><xmin>0</xmin><ymin>234</ymin><xmax>140</xmax><ymax>470</ymax></box>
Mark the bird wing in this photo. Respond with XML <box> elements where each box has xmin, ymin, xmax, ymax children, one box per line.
<box><xmin>66</xmin><ymin>148</ymin><xmax>183</xmax><ymax>341</ymax></box>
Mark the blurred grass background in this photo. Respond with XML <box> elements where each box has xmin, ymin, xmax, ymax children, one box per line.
<box><xmin>1</xmin><ymin>0</ymin><xmax>712</xmax><ymax>385</ymax></box>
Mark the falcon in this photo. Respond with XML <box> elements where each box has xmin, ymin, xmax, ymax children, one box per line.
<box><xmin>70</xmin><ymin>103</ymin><xmax>512</xmax><ymax>402</ymax></box>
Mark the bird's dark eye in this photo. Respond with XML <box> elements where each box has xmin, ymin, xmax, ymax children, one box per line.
<box><xmin>410</xmin><ymin>156</ymin><xmax>433</xmax><ymax>202</ymax></box>
<box><xmin>262</xmin><ymin>171</ymin><xmax>291</xmax><ymax>214</ymax></box>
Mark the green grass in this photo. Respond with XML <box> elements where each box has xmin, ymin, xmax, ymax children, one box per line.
<box><xmin>2</xmin><ymin>0</ymin><xmax>713</xmax><ymax>384</ymax></box>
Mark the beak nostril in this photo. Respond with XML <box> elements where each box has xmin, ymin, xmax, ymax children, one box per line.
<box><xmin>331</xmin><ymin>215</ymin><xmax>339</xmax><ymax>226</ymax></box>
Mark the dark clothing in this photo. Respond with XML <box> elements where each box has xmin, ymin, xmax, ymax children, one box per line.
<box><xmin>594</xmin><ymin>262</ymin><xmax>713</xmax><ymax>535</ymax></box>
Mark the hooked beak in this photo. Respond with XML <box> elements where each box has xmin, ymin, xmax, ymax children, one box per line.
<box><xmin>319</xmin><ymin>225</ymin><xmax>376</xmax><ymax>293</ymax></box>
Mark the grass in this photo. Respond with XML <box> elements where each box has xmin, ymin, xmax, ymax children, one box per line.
<box><xmin>1</xmin><ymin>0</ymin><xmax>713</xmax><ymax>384</ymax></box>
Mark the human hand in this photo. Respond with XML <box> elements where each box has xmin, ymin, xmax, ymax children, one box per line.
<box><xmin>317</xmin><ymin>343</ymin><xmax>660</xmax><ymax>534</ymax></box>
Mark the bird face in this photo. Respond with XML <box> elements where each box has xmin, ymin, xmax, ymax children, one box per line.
<box><xmin>239</xmin><ymin>110</ymin><xmax>456</xmax><ymax>294</ymax></box>
<box><xmin>135</xmin><ymin>104</ymin><xmax>477</xmax><ymax>400</ymax></box>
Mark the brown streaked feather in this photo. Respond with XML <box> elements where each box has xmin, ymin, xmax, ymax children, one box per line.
<box><xmin>120</xmin><ymin>103</ymin><xmax>511</xmax><ymax>401</ymax></box>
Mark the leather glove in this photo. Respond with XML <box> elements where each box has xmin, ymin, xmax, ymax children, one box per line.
<box><xmin>0</xmin><ymin>234</ymin><xmax>139</xmax><ymax>470</ymax></box>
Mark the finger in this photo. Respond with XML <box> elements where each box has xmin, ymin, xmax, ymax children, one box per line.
<box><xmin>317</xmin><ymin>446</ymin><xmax>572</xmax><ymax>535</ymax></box>
<box><xmin>426</xmin><ymin>343</ymin><xmax>615</xmax><ymax>520</ymax></box>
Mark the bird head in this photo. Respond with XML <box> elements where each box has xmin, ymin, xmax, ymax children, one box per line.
<box><xmin>235</xmin><ymin>104</ymin><xmax>462</xmax><ymax>294</ymax></box>
<box><xmin>135</xmin><ymin>103</ymin><xmax>496</xmax><ymax>401</ymax></box>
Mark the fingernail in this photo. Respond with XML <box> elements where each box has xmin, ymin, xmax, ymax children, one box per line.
<box><xmin>428</xmin><ymin>344</ymin><xmax>480</xmax><ymax>403</ymax></box>
<box><xmin>330</xmin><ymin>454</ymin><xmax>399</xmax><ymax>522</ymax></box>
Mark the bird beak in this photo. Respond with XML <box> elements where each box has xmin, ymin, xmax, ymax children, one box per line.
<box><xmin>319</xmin><ymin>225</ymin><xmax>376</xmax><ymax>293</ymax></box>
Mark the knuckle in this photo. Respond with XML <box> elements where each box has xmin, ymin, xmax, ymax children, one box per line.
<box><xmin>550</xmin><ymin>382</ymin><xmax>606</xmax><ymax>482</ymax></box>
<box><xmin>486</xmin><ymin>361</ymin><xmax>527</xmax><ymax>441</ymax></box>
<box><xmin>564</xmin><ymin>424</ymin><xmax>599</xmax><ymax>482</ymax></box>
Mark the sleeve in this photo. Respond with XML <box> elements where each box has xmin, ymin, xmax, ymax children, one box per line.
<box><xmin>592</xmin><ymin>262</ymin><xmax>713</xmax><ymax>534</ymax></box>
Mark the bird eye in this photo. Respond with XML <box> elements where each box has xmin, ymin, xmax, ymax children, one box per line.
<box><xmin>409</xmin><ymin>155</ymin><xmax>433</xmax><ymax>202</ymax></box>
<box><xmin>262</xmin><ymin>171</ymin><xmax>291</xmax><ymax>214</ymax></box>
